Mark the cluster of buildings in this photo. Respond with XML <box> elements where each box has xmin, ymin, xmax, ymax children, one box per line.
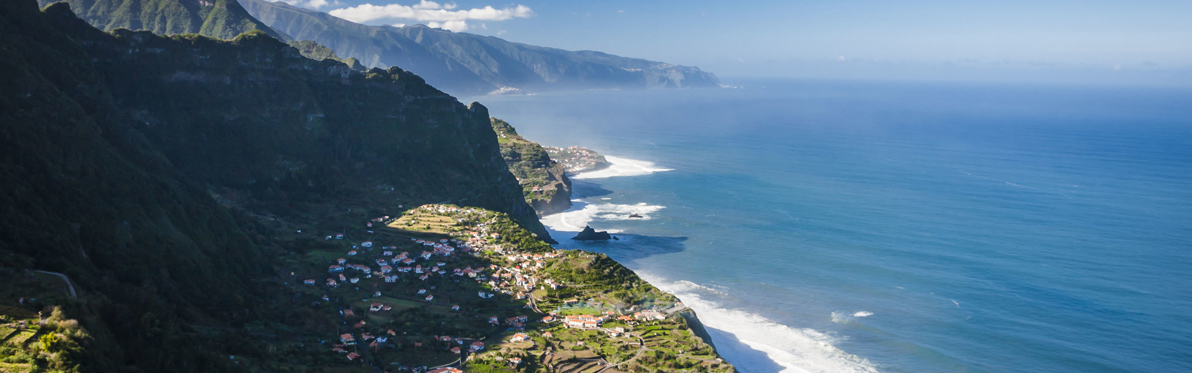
<box><xmin>307</xmin><ymin>204</ymin><xmax>676</xmax><ymax>368</ymax></box>
<box><xmin>544</xmin><ymin>146</ymin><xmax>610</xmax><ymax>173</ymax></box>
<box><xmin>563</xmin><ymin>314</ymin><xmax>607</xmax><ymax>329</ymax></box>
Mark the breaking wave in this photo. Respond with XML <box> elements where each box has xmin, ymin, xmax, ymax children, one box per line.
<box><xmin>572</xmin><ymin>155</ymin><xmax>673</xmax><ymax>179</ymax></box>
<box><xmin>643</xmin><ymin>274</ymin><xmax>881</xmax><ymax>373</ymax></box>
<box><xmin>541</xmin><ymin>201</ymin><xmax>666</xmax><ymax>232</ymax></box>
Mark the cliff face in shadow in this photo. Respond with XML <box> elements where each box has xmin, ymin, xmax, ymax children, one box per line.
<box><xmin>1</xmin><ymin>0</ymin><xmax>548</xmax><ymax>368</ymax></box>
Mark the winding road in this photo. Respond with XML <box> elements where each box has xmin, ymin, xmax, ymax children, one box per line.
<box><xmin>33</xmin><ymin>270</ymin><xmax>76</xmax><ymax>299</ymax></box>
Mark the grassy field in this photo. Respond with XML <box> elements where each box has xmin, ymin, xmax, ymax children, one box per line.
<box><xmin>388</xmin><ymin>213</ymin><xmax>459</xmax><ymax>235</ymax></box>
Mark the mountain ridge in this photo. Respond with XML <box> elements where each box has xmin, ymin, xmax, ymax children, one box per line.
<box><xmin>36</xmin><ymin>0</ymin><xmax>289</xmax><ymax>40</ymax></box>
<box><xmin>241</xmin><ymin>0</ymin><xmax>720</xmax><ymax>95</ymax></box>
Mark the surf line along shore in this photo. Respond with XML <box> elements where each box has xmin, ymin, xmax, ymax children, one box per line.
<box><xmin>540</xmin><ymin>154</ymin><xmax>882</xmax><ymax>373</ymax></box>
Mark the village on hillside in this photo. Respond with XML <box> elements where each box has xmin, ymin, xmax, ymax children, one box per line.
<box><xmin>278</xmin><ymin>204</ymin><xmax>732</xmax><ymax>373</ymax></box>
<box><xmin>543</xmin><ymin>146</ymin><xmax>612</xmax><ymax>175</ymax></box>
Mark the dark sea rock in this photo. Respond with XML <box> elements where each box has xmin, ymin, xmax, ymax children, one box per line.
<box><xmin>572</xmin><ymin>226</ymin><xmax>612</xmax><ymax>241</ymax></box>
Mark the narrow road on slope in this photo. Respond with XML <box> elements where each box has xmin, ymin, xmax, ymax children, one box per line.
<box><xmin>34</xmin><ymin>270</ymin><xmax>76</xmax><ymax>299</ymax></box>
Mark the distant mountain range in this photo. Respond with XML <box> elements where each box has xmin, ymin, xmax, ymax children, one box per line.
<box><xmin>40</xmin><ymin>0</ymin><xmax>719</xmax><ymax>95</ymax></box>
<box><xmin>240</xmin><ymin>0</ymin><xmax>720</xmax><ymax>95</ymax></box>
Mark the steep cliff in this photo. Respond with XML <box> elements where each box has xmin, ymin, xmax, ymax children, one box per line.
<box><xmin>491</xmin><ymin>117</ymin><xmax>573</xmax><ymax>216</ymax></box>
<box><xmin>0</xmin><ymin>0</ymin><xmax>548</xmax><ymax>369</ymax></box>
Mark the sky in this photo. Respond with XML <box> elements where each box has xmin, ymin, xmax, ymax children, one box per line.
<box><xmin>276</xmin><ymin>0</ymin><xmax>1192</xmax><ymax>85</ymax></box>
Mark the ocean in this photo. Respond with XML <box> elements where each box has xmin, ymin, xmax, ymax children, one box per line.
<box><xmin>468</xmin><ymin>79</ymin><xmax>1192</xmax><ymax>372</ymax></box>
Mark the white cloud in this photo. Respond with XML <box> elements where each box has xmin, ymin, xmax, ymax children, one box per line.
<box><xmin>328</xmin><ymin>1</ymin><xmax>533</xmax><ymax>32</ymax></box>
<box><xmin>276</xmin><ymin>0</ymin><xmax>338</xmax><ymax>9</ymax></box>
<box><xmin>427</xmin><ymin>20</ymin><xmax>469</xmax><ymax>32</ymax></box>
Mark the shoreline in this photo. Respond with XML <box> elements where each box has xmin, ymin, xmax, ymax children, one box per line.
<box><xmin>540</xmin><ymin>155</ymin><xmax>881</xmax><ymax>373</ymax></box>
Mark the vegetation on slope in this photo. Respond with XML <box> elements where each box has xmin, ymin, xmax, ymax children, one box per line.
<box><xmin>287</xmin><ymin>40</ymin><xmax>364</xmax><ymax>71</ymax></box>
<box><xmin>240</xmin><ymin>0</ymin><xmax>721</xmax><ymax>95</ymax></box>
<box><xmin>367</xmin><ymin>205</ymin><xmax>732</xmax><ymax>372</ymax></box>
<box><xmin>0</xmin><ymin>0</ymin><xmax>547</xmax><ymax>370</ymax></box>
<box><xmin>36</xmin><ymin>0</ymin><xmax>288</xmax><ymax>41</ymax></box>
<box><xmin>1</xmin><ymin>1</ymin><xmax>728</xmax><ymax>372</ymax></box>
<box><xmin>491</xmin><ymin>118</ymin><xmax>573</xmax><ymax>216</ymax></box>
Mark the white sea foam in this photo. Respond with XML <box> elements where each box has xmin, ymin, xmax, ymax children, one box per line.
<box><xmin>831</xmin><ymin>311</ymin><xmax>849</xmax><ymax>325</ymax></box>
<box><xmin>854</xmin><ymin>311</ymin><xmax>874</xmax><ymax>318</ymax></box>
<box><xmin>642</xmin><ymin>274</ymin><xmax>880</xmax><ymax>373</ymax></box>
<box><xmin>541</xmin><ymin>202</ymin><xmax>665</xmax><ymax>232</ymax></box>
<box><xmin>572</xmin><ymin>155</ymin><xmax>673</xmax><ymax>179</ymax></box>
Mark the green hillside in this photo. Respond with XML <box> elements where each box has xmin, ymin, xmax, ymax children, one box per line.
<box><xmin>36</xmin><ymin>0</ymin><xmax>288</xmax><ymax>40</ymax></box>
<box><xmin>240</xmin><ymin>0</ymin><xmax>720</xmax><ymax>95</ymax></box>
<box><xmin>287</xmin><ymin>39</ymin><xmax>364</xmax><ymax>70</ymax></box>
<box><xmin>0</xmin><ymin>0</ymin><xmax>547</xmax><ymax>369</ymax></box>
<box><xmin>491</xmin><ymin>118</ymin><xmax>573</xmax><ymax>215</ymax></box>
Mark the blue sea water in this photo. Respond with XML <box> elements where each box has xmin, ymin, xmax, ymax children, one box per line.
<box><xmin>470</xmin><ymin>79</ymin><xmax>1192</xmax><ymax>372</ymax></box>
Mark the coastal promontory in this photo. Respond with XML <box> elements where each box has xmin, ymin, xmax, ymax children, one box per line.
<box><xmin>492</xmin><ymin>117</ymin><xmax>574</xmax><ymax>216</ymax></box>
